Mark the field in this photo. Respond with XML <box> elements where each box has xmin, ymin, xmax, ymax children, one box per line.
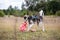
<box><xmin>0</xmin><ymin>16</ymin><xmax>60</xmax><ymax>40</ymax></box>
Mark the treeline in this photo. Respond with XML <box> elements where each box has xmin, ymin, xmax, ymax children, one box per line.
<box><xmin>0</xmin><ymin>0</ymin><xmax>60</xmax><ymax>17</ymax></box>
<box><xmin>0</xmin><ymin>6</ymin><xmax>23</xmax><ymax>17</ymax></box>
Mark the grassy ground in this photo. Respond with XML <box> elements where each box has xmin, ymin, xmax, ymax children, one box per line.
<box><xmin>0</xmin><ymin>16</ymin><xmax>60</xmax><ymax>40</ymax></box>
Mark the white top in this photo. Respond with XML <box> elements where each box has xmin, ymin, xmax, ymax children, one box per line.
<box><xmin>39</xmin><ymin>10</ymin><xmax>44</xmax><ymax>16</ymax></box>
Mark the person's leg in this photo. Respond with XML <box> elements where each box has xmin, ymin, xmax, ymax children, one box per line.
<box><xmin>36</xmin><ymin>18</ymin><xmax>41</xmax><ymax>31</ymax></box>
<box><xmin>42</xmin><ymin>23</ymin><xmax>45</xmax><ymax>32</ymax></box>
<box><xmin>37</xmin><ymin>19</ymin><xmax>39</xmax><ymax>27</ymax></box>
<box><xmin>39</xmin><ymin>22</ymin><xmax>45</xmax><ymax>32</ymax></box>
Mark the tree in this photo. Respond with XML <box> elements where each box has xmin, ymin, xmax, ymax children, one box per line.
<box><xmin>21</xmin><ymin>3</ymin><xmax>25</xmax><ymax>10</ymax></box>
<box><xmin>25</xmin><ymin>0</ymin><xmax>39</xmax><ymax>10</ymax></box>
<box><xmin>13</xmin><ymin>6</ymin><xmax>21</xmax><ymax>17</ymax></box>
<box><xmin>52</xmin><ymin>0</ymin><xmax>60</xmax><ymax>2</ymax></box>
<box><xmin>47</xmin><ymin>1</ymin><xmax>60</xmax><ymax>14</ymax></box>
<box><xmin>7</xmin><ymin>5</ymin><xmax>13</xmax><ymax>15</ymax></box>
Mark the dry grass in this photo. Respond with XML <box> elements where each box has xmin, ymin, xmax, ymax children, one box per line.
<box><xmin>0</xmin><ymin>16</ymin><xmax>60</xmax><ymax>40</ymax></box>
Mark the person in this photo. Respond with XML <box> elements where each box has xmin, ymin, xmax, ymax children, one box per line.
<box><xmin>19</xmin><ymin>21</ymin><xmax>27</xmax><ymax>32</ymax></box>
<box><xmin>38</xmin><ymin>9</ymin><xmax>45</xmax><ymax>32</ymax></box>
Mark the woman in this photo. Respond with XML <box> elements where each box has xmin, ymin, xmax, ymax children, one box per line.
<box><xmin>38</xmin><ymin>9</ymin><xmax>45</xmax><ymax>32</ymax></box>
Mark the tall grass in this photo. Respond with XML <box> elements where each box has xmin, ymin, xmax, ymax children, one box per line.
<box><xmin>0</xmin><ymin>16</ymin><xmax>60</xmax><ymax>40</ymax></box>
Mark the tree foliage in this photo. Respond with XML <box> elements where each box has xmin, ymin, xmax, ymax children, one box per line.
<box><xmin>47</xmin><ymin>1</ymin><xmax>60</xmax><ymax>14</ymax></box>
<box><xmin>24</xmin><ymin>0</ymin><xmax>60</xmax><ymax>15</ymax></box>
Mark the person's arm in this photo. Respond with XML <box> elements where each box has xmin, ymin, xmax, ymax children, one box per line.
<box><xmin>42</xmin><ymin>10</ymin><xmax>44</xmax><ymax>18</ymax></box>
<box><xmin>43</xmin><ymin>12</ymin><xmax>44</xmax><ymax>17</ymax></box>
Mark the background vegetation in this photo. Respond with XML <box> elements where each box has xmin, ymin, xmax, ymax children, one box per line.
<box><xmin>0</xmin><ymin>0</ymin><xmax>60</xmax><ymax>17</ymax></box>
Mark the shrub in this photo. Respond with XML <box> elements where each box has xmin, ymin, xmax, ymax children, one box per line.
<box><xmin>46</xmin><ymin>11</ymin><xmax>53</xmax><ymax>15</ymax></box>
<box><xmin>0</xmin><ymin>11</ymin><xmax>5</xmax><ymax>17</ymax></box>
<box><xmin>56</xmin><ymin>11</ymin><xmax>60</xmax><ymax>16</ymax></box>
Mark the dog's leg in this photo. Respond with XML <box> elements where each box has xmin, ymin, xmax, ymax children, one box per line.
<box><xmin>27</xmin><ymin>23</ymin><xmax>34</xmax><ymax>31</ymax></box>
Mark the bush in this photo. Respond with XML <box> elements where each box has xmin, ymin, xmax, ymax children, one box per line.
<box><xmin>19</xmin><ymin>12</ymin><xmax>26</xmax><ymax>17</ymax></box>
<box><xmin>56</xmin><ymin>11</ymin><xmax>60</xmax><ymax>16</ymax></box>
<box><xmin>0</xmin><ymin>11</ymin><xmax>5</xmax><ymax>17</ymax></box>
<box><xmin>46</xmin><ymin>11</ymin><xmax>53</xmax><ymax>15</ymax></box>
<box><xmin>19</xmin><ymin>10</ymin><xmax>28</xmax><ymax>17</ymax></box>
